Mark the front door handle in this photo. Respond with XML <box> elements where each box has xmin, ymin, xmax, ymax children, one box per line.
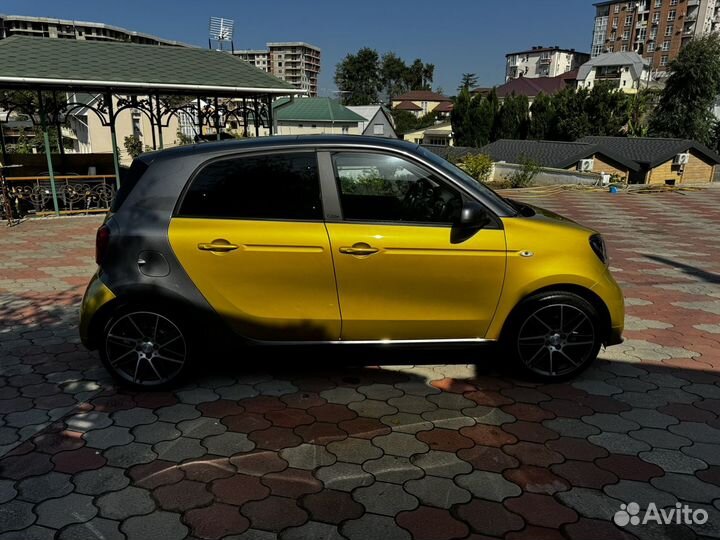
<box><xmin>198</xmin><ymin>240</ymin><xmax>239</xmax><ymax>253</ymax></box>
<box><xmin>339</xmin><ymin>243</ymin><xmax>379</xmax><ymax>256</ymax></box>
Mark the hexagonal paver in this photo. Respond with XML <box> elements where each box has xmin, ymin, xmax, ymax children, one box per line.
<box><xmin>455</xmin><ymin>470</ymin><xmax>522</xmax><ymax>501</ymax></box>
<box><xmin>35</xmin><ymin>493</ymin><xmax>96</xmax><ymax>528</ymax></box>
<box><xmin>353</xmin><ymin>482</ymin><xmax>418</xmax><ymax>516</ymax></box>
<box><xmin>0</xmin><ymin>500</ymin><xmax>36</xmax><ymax>532</ymax></box>
<box><xmin>372</xmin><ymin>432</ymin><xmax>429</xmax><ymax>457</ymax></box>
<box><xmin>96</xmin><ymin>485</ymin><xmax>155</xmax><ymax>519</ymax></box>
<box><xmin>17</xmin><ymin>471</ymin><xmax>73</xmax><ymax>503</ymax></box>
<box><xmin>121</xmin><ymin>510</ymin><xmax>188</xmax><ymax>540</ymax></box>
<box><xmin>58</xmin><ymin>517</ymin><xmax>124</xmax><ymax>540</ymax></box>
<box><xmin>279</xmin><ymin>443</ymin><xmax>335</xmax><ymax>470</ymax></box>
<box><xmin>315</xmin><ymin>462</ymin><xmax>374</xmax><ymax>491</ymax></box>
<box><xmin>203</xmin><ymin>432</ymin><xmax>255</xmax><ymax>456</ymax></box>
<box><xmin>404</xmin><ymin>476</ymin><xmax>471</xmax><ymax>509</ymax></box>
<box><xmin>327</xmin><ymin>437</ymin><xmax>383</xmax><ymax>463</ymax></box>
<box><xmin>410</xmin><ymin>450</ymin><xmax>472</xmax><ymax>478</ymax></box>
<box><xmin>342</xmin><ymin>514</ymin><xmax>411</xmax><ymax>540</ymax></box>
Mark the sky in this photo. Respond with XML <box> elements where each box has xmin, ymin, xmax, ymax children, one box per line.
<box><xmin>2</xmin><ymin>0</ymin><xmax>596</xmax><ymax>96</ymax></box>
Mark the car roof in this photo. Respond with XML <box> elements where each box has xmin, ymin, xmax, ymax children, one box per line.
<box><xmin>140</xmin><ymin>135</ymin><xmax>421</xmax><ymax>161</ymax></box>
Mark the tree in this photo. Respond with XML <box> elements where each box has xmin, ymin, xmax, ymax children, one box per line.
<box><xmin>585</xmin><ymin>81</ymin><xmax>630</xmax><ymax>136</ymax></box>
<box><xmin>404</xmin><ymin>59</ymin><xmax>434</xmax><ymax>91</ymax></box>
<box><xmin>627</xmin><ymin>89</ymin><xmax>658</xmax><ymax>137</ymax></box>
<box><xmin>649</xmin><ymin>34</ymin><xmax>720</xmax><ymax>144</ymax></box>
<box><xmin>124</xmin><ymin>134</ymin><xmax>143</xmax><ymax>159</ymax></box>
<box><xmin>389</xmin><ymin>109</ymin><xmax>418</xmax><ymax>135</ymax></box>
<box><xmin>458</xmin><ymin>73</ymin><xmax>479</xmax><ymax>92</ymax></box>
<box><xmin>334</xmin><ymin>48</ymin><xmax>383</xmax><ymax>106</ymax></box>
<box><xmin>529</xmin><ymin>93</ymin><xmax>554</xmax><ymax>140</ymax></box>
<box><xmin>494</xmin><ymin>94</ymin><xmax>529</xmax><ymax>140</ymax></box>
<box><xmin>380</xmin><ymin>53</ymin><xmax>409</xmax><ymax>102</ymax></box>
<box><xmin>549</xmin><ymin>87</ymin><xmax>591</xmax><ymax>141</ymax></box>
<box><xmin>450</xmin><ymin>88</ymin><xmax>480</xmax><ymax>147</ymax></box>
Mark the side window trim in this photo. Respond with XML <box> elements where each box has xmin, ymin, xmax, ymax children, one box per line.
<box><xmin>174</xmin><ymin>149</ymin><xmax>324</xmax><ymax>222</ymax></box>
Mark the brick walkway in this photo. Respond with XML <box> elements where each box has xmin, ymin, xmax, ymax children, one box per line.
<box><xmin>1</xmin><ymin>189</ymin><xmax>719</xmax><ymax>540</ymax></box>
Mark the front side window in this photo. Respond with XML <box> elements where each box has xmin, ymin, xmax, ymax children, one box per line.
<box><xmin>178</xmin><ymin>152</ymin><xmax>322</xmax><ymax>220</ymax></box>
<box><xmin>332</xmin><ymin>152</ymin><xmax>462</xmax><ymax>224</ymax></box>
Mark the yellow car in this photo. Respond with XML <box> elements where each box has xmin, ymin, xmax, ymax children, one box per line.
<box><xmin>80</xmin><ymin>136</ymin><xmax>623</xmax><ymax>389</ymax></box>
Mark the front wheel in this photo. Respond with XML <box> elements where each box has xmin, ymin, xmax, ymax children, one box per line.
<box><xmin>503</xmin><ymin>292</ymin><xmax>602</xmax><ymax>381</ymax></box>
<box><xmin>100</xmin><ymin>307</ymin><xmax>192</xmax><ymax>390</ymax></box>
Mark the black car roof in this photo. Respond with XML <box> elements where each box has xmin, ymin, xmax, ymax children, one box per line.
<box><xmin>140</xmin><ymin>135</ymin><xmax>421</xmax><ymax>161</ymax></box>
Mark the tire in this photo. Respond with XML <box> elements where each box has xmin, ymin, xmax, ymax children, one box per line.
<box><xmin>99</xmin><ymin>305</ymin><xmax>194</xmax><ymax>390</ymax></box>
<box><xmin>502</xmin><ymin>291</ymin><xmax>602</xmax><ymax>381</ymax></box>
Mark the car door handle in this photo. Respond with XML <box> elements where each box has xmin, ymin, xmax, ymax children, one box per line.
<box><xmin>198</xmin><ymin>241</ymin><xmax>239</xmax><ymax>253</ymax></box>
<box><xmin>339</xmin><ymin>244</ymin><xmax>379</xmax><ymax>256</ymax></box>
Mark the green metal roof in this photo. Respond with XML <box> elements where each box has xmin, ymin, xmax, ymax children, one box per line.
<box><xmin>0</xmin><ymin>36</ymin><xmax>298</xmax><ymax>95</ymax></box>
<box><xmin>273</xmin><ymin>97</ymin><xmax>366</xmax><ymax>123</ymax></box>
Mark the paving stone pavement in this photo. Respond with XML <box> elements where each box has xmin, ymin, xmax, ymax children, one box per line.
<box><xmin>1</xmin><ymin>189</ymin><xmax>720</xmax><ymax>539</ymax></box>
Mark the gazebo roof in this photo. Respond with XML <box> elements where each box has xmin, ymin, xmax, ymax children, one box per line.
<box><xmin>0</xmin><ymin>36</ymin><xmax>299</xmax><ymax>96</ymax></box>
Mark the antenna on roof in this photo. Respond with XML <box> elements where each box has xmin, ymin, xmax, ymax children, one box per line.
<box><xmin>208</xmin><ymin>16</ymin><xmax>234</xmax><ymax>53</ymax></box>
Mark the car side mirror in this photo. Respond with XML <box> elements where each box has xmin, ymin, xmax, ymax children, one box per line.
<box><xmin>451</xmin><ymin>200</ymin><xmax>491</xmax><ymax>244</ymax></box>
<box><xmin>459</xmin><ymin>200</ymin><xmax>491</xmax><ymax>228</ymax></box>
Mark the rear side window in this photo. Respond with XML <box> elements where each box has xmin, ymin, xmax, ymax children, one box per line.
<box><xmin>177</xmin><ymin>152</ymin><xmax>322</xmax><ymax>220</ymax></box>
<box><xmin>111</xmin><ymin>158</ymin><xmax>149</xmax><ymax>212</ymax></box>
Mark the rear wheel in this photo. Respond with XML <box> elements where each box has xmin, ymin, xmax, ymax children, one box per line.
<box><xmin>100</xmin><ymin>307</ymin><xmax>192</xmax><ymax>390</ymax></box>
<box><xmin>504</xmin><ymin>292</ymin><xmax>601</xmax><ymax>381</ymax></box>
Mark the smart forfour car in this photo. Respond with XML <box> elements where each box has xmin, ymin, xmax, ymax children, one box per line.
<box><xmin>80</xmin><ymin>136</ymin><xmax>624</xmax><ymax>389</ymax></box>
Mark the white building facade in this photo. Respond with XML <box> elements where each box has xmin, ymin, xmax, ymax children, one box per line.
<box><xmin>506</xmin><ymin>46</ymin><xmax>590</xmax><ymax>81</ymax></box>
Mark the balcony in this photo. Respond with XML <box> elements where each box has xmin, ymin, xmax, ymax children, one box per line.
<box><xmin>539</xmin><ymin>57</ymin><xmax>552</xmax><ymax>65</ymax></box>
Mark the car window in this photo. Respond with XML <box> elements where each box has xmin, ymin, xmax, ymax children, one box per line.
<box><xmin>332</xmin><ymin>152</ymin><xmax>462</xmax><ymax>224</ymax></box>
<box><xmin>178</xmin><ymin>152</ymin><xmax>322</xmax><ymax>220</ymax></box>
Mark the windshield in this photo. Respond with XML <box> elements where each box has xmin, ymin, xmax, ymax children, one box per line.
<box><xmin>418</xmin><ymin>147</ymin><xmax>517</xmax><ymax>216</ymax></box>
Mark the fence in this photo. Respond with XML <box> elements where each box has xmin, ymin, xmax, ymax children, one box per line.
<box><xmin>1</xmin><ymin>175</ymin><xmax>116</xmax><ymax>218</ymax></box>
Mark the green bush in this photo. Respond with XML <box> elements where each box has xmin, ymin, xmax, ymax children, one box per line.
<box><xmin>508</xmin><ymin>157</ymin><xmax>541</xmax><ymax>188</ymax></box>
<box><xmin>461</xmin><ymin>153</ymin><xmax>494</xmax><ymax>183</ymax></box>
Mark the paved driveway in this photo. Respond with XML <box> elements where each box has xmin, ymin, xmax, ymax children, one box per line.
<box><xmin>1</xmin><ymin>189</ymin><xmax>719</xmax><ymax>540</ymax></box>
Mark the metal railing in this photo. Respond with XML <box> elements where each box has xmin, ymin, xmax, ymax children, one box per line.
<box><xmin>1</xmin><ymin>174</ymin><xmax>116</xmax><ymax>218</ymax></box>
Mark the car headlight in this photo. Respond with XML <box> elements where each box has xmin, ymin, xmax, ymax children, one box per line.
<box><xmin>590</xmin><ymin>234</ymin><xmax>608</xmax><ymax>266</ymax></box>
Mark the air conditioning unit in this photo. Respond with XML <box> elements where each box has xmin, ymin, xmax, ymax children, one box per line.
<box><xmin>578</xmin><ymin>159</ymin><xmax>594</xmax><ymax>172</ymax></box>
<box><xmin>674</xmin><ymin>153</ymin><xmax>690</xmax><ymax>165</ymax></box>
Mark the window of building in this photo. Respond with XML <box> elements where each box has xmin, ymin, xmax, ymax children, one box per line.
<box><xmin>623</xmin><ymin>29</ymin><xmax>631</xmax><ymax>40</ymax></box>
<box><xmin>342</xmin><ymin>126</ymin><xmax>349</xmax><ymax>134</ymax></box>
<box><xmin>655</xmin><ymin>0</ymin><xmax>662</xmax><ymax>7</ymax></box>
<box><xmin>662</xmin><ymin>40</ymin><xmax>671</xmax><ymax>50</ymax></box>
<box><xmin>621</xmin><ymin>44</ymin><xmax>629</xmax><ymax>51</ymax></box>
<box><xmin>613</xmin><ymin>16</ymin><xmax>619</xmax><ymax>27</ymax></box>
<box><xmin>650</xmin><ymin>27</ymin><xmax>658</xmax><ymax>39</ymax></box>
<box><xmin>668</xmin><ymin>9</ymin><xmax>676</xmax><ymax>21</ymax></box>
<box><xmin>615</xmin><ymin>4</ymin><xmax>621</xmax><ymax>13</ymax></box>
<box><xmin>331</xmin><ymin>152</ymin><xmax>462</xmax><ymax>224</ymax></box>
<box><xmin>626</xmin><ymin>2</ymin><xmax>634</xmax><ymax>9</ymax></box>
<box><xmin>665</xmin><ymin>25</ymin><xmax>673</xmax><ymax>36</ymax></box>
<box><xmin>625</xmin><ymin>15</ymin><xmax>633</xmax><ymax>25</ymax></box>
<box><xmin>373</xmin><ymin>124</ymin><xmax>385</xmax><ymax>135</ymax></box>
<box><xmin>178</xmin><ymin>152</ymin><xmax>322</xmax><ymax>220</ymax></box>
<box><xmin>647</xmin><ymin>42</ymin><xmax>656</xmax><ymax>52</ymax></box>
<box><xmin>661</xmin><ymin>55</ymin><xmax>669</xmax><ymax>65</ymax></box>
<box><xmin>669</xmin><ymin>0</ymin><xmax>677</xmax><ymax>4</ymax></box>
<box><xmin>653</xmin><ymin>12</ymin><xmax>661</xmax><ymax>23</ymax></box>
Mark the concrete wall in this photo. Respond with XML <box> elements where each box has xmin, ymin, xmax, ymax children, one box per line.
<box><xmin>493</xmin><ymin>162</ymin><xmax>603</xmax><ymax>186</ymax></box>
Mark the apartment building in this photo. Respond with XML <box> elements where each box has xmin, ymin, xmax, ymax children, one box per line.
<box><xmin>234</xmin><ymin>42</ymin><xmax>321</xmax><ymax>97</ymax></box>
<box><xmin>505</xmin><ymin>46</ymin><xmax>590</xmax><ymax>81</ymax></box>
<box><xmin>0</xmin><ymin>13</ymin><xmax>184</xmax><ymax>45</ymax></box>
<box><xmin>592</xmin><ymin>0</ymin><xmax>720</xmax><ymax>73</ymax></box>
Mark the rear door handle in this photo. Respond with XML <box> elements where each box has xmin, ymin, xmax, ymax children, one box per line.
<box><xmin>198</xmin><ymin>240</ymin><xmax>239</xmax><ymax>253</ymax></box>
<box><xmin>339</xmin><ymin>243</ymin><xmax>379</xmax><ymax>256</ymax></box>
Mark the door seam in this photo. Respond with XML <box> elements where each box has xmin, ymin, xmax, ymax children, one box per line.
<box><xmin>323</xmin><ymin>222</ymin><xmax>344</xmax><ymax>339</ymax></box>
